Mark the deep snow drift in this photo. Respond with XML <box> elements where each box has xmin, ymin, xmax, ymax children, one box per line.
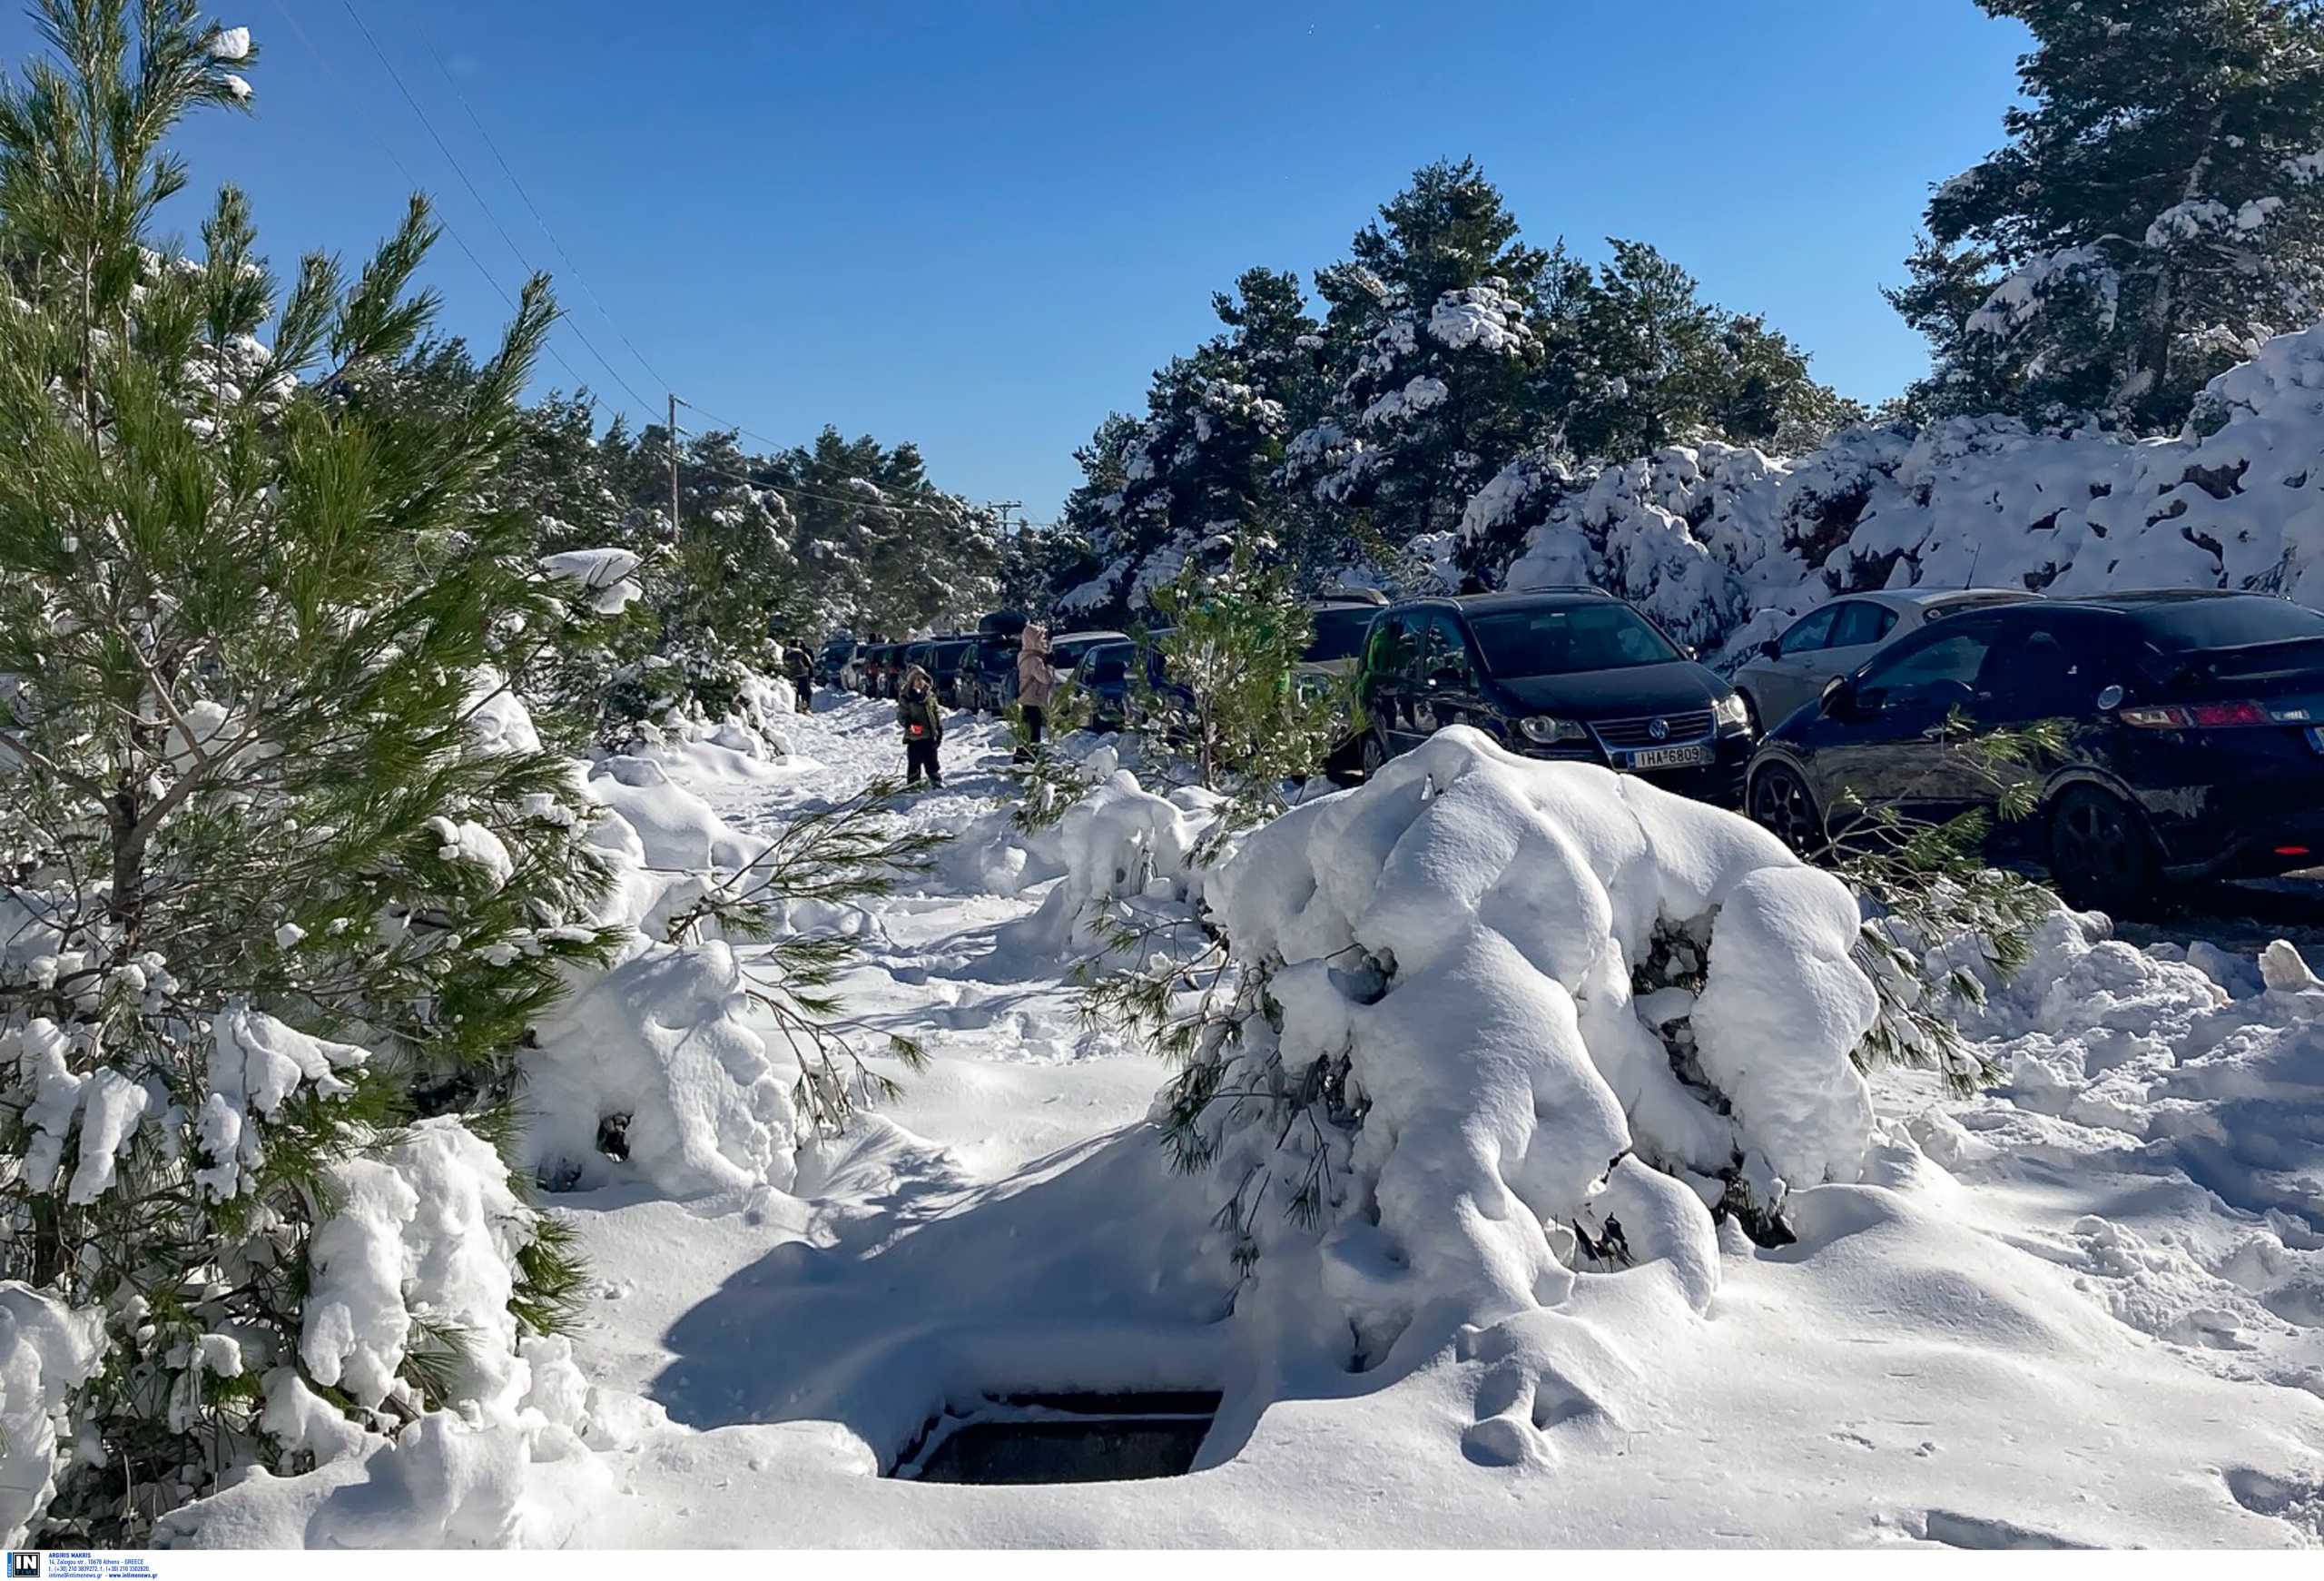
<box><xmin>113</xmin><ymin>695</ymin><xmax>2324</xmax><ymax>1548</ymax></box>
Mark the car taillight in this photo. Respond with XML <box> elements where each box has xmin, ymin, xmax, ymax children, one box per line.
<box><xmin>2119</xmin><ymin>699</ymin><xmax>2272</xmax><ymax>728</ymax></box>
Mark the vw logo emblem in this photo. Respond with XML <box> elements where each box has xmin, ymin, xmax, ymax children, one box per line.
<box><xmin>1648</xmin><ymin>717</ymin><xmax>1670</xmax><ymax>741</ymax></box>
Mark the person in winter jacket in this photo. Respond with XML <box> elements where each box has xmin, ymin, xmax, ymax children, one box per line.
<box><xmin>896</xmin><ymin>664</ymin><xmax>945</xmax><ymax>787</ymax></box>
<box><xmin>783</xmin><ymin>643</ymin><xmax>814</xmax><ymax>713</ymax></box>
<box><xmin>1015</xmin><ymin>623</ymin><xmax>1061</xmax><ymax>760</ymax></box>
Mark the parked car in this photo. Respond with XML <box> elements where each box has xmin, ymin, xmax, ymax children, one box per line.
<box><xmin>858</xmin><ymin>643</ymin><xmax>900</xmax><ymax>697</ymax></box>
<box><xmin>1745</xmin><ymin>590</ymin><xmax>2324</xmax><ymax>912</ymax></box>
<box><xmin>899</xmin><ymin>640</ymin><xmax>940</xmax><ymax>695</ymax></box>
<box><xmin>1006</xmin><ymin>629</ymin><xmax>1126</xmax><ymax>708</ymax></box>
<box><xmin>1731</xmin><ymin>588</ymin><xmax>2041</xmax><ymax>732</ymax></box>
<box><xmin>927</xmin><ymin>637</ymin><xmax>978</xmax><ymax>707</ymax></box>
<box><xmin>960</xmin><ymin>632</ymin><xmax>1020</xmax><ymax>713</ymax></box>
<box><xmin>1354</xmin><ymin>589</ymin><xmax>1756</xmax><ymax>805</ymax></box>
<box><xmin>819</xmin><ymin>637</ymin><xmax>860</xmax><ymax>690</ymax></box>
<box><xmin>1073</xmin><ymin>637</ymin><xmax>1193</xmax><ymax>731</ymax></box>
<box><xmin>1295</xmin><ymin>589</ymin><xmax>1388</xmax><ymax>694</ymax></box>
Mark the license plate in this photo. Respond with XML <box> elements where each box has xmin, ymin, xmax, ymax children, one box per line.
<box><xmin>1624</xmin><ymin>744</ymin><xmax>1716</xmax><ymax>771</ymax></box>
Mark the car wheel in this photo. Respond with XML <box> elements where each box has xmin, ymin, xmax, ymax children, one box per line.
<box><xmin>1748</xmin><ymin>762</ymin><xmax>1822</xmax><ymax>859</ymax></box>
<box><xmin>1359</xmin><ymin>730</ymin><xmax>1388</xmax><ymax>781</ymax></box>
<box><xmin>2048</xmin><ymin>786</ymin><xmax>2157</xmax><ymax>915</ymax></box>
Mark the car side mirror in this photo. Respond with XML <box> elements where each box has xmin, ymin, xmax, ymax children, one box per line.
<box><xmin>1758</xmin><ymin>638</ymin><xmax>1782</xmax><ymax>659</ymax></box>
<box><xmin>1819</xmin><ymin>675</ymin><xmax>1856</xmax><ymax>718</ymax></box>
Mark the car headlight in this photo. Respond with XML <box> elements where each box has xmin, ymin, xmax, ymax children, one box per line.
<box><xmin>1518</xmin><ymin>715</ymin><xmax>1588</xmax><ymax>745</ymax></box>
<box><xmin>1713</xmin><ymin>693</ymin><xmax>1751</xmax><ymax>733</ymax></box>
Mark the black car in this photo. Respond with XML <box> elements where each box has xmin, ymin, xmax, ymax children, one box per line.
<box><xmin>926</xmin><ymin>637</ymin><xmax>978</xmax><ymax>707</ymax></box>
<box><xmin>899</xmin><ymin>640</ymin><xmax>940</xmax><ymax>695</ymax></box>
<box><xmin>960</xmin><ymin>632</ymin><xmax>1020</xmax><ymax>713</ymax></box>
<box><xmin>1074</xmin><ymin>637</ymin><xmax>1192</xmax><ymax>731</ymax></box>
<box><xmin>1354</xmin><ymin>590</ymin><xmax>1756</xmax><ymax>805</ymax></box>
<box><xmin>1745</xmin><ymin>590</ymin><xmax>2324</xmax><ymax>912</ymax></box>
<box><xmin>818</xmin><ymin>637</ymin><xmax>859</xmax><ymax>689</ymax></box>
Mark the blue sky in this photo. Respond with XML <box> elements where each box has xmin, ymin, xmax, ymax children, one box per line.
<box><xmin>1</xmin><ymin>1</ymin><xmax>2029</xmax><ymax>518</ymax></box>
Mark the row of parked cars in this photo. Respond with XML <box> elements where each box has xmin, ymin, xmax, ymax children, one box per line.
<box><xmin>821</xmin><ymin>580</ymin><xmax>2324</xmax><ymax>914</ymax></box>
<box><xmin>1342</xmin><ymin>583</ymin><xmax>2324</xmax><ymax>914</ymax></box>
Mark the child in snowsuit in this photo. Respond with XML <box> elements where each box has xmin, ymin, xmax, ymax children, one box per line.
<box><xmin>1014</xmin><ymin>623</ymin><xmax>1061</xmax><ymax>762</ymax></box>
<box><xmin>896</xmin><ymin>664</ymin><xmax>945</xmax><ymax>787</ymax></box>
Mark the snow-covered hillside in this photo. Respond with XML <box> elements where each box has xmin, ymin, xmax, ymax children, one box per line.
<box><xmin>1478</xmin><ymin>322</ymin><xmax>2324</xmax><ymax>655</ymax></box>
<box><xmin>130</xmin><ymin>694</ymin><xmax>2324</xmax><ymax>1548</ymax></box>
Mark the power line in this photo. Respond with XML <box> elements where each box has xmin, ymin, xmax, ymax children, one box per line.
<box><xmin>332</xmin><ymin>0</ymin><xmax>663</xmax><ymax>425</ymax></box>
<box><xmin>411</xmin><ymin>25</ymin><xmax>674</xmax><ymax>399</ymax></box>
<box><xmin>263</xmin><ymin>0</ymin><xmax>603</xmax><ymax>401</ymax></box>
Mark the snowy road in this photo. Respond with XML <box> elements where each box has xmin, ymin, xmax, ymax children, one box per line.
<box><xmin>517</xmin><ymin>693</ymin><xmax>2324</xmax><ymax>1546</ymax></box>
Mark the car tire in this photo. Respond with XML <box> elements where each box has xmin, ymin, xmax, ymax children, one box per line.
<box><xmin>2047</xmin><ymin>786</ymin><xmax>2158</xmax><ymax>916</ymax></box>
<box><xmin>1359</xmin><ymin>730</ymin><xmax>1388</xmax><ymax>782</ymax></box>
<box><xmin>1748</xmin><ymin>762</ymin><xmax>1823</xmax><ymax>859</ymax></box>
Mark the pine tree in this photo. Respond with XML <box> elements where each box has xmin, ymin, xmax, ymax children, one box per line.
<box><xmin>0</xmin><ymin>3</ymin><xmax>611</xmax><ymax>1532</ymax></box>
<box><xmin>1137</xmin><ymin>546</ymin><xmax>1336</xmax><ymax>835</ymax></box>
<box><xmin>1285</xmin><ymin>160</ymin><xmax>1559</xmax><ymax>548</ymax></box>
<box><xmin>1895</xmin><ymin>0</ymin><xmax>2324</xmax><ymax>430</ymax></box>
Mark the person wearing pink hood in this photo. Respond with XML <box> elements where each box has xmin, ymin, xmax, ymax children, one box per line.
<box><xmin>1015</xmin><ymin>623</ymin><xmax>1061</xmax><ymax>759</ymax></box>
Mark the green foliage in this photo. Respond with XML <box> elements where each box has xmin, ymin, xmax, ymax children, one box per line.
<box><xmin>1895</xmin><ymin>0</ymin><xmax>2324</xmax><ymax>430</ymax></box>
<box><xmin>1805</xmin><ymin>712</ymin><xmax>2069</xmax><ymax>1094</ymax></box>
<box><xmin>1048</xmin><ymin>159</ymin><xmax>1854</xmax><ymax>615</ymax></box>
<box><xmin>1135</xmin><ymin>547</ymin><xmax>1337</xmax><ymax>833</ymax></box>
<box><xmin>658</xmin><ymin>783</ymin><xmax>944</xmax><ymax>1137</ymax></box>
<box><xmin>0</xmin><ymin>1</ymin><xmax>612</xmax><ymax>1536</ymax></box>
<box><xmin>1005</xmin><ymin>681</ymin><xmax>1092</xmax><ymax>832</ymax></box>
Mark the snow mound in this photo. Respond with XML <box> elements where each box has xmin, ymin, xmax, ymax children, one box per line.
<box><xmin>522</xmin><ymin>941</ymin><xmax>797</xmax><ymax>1197</ymax></box>
<box><xmin>1177</xmin><ymin>726</ymin><xmax>1877</xmax><ymax>1364</ymax></box>
<box><xmin>997</xmin><ymin>770</ymin><xmax>1224</xmax><ymax>955</ymax></box>
<box><xmin>0</xmin><ymin>1285</ymin><xmax>105</xmax><ymax>1546</ymax></box>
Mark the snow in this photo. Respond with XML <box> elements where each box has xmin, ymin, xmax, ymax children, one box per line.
<box><xmin>539</xmin><ymin>548</ymin><xmax>645</xmax><ymax>616</ymax></box>
<box><xmin>1484</xmin><ymin>321</ymin><xmax>2324</xmax><ymax>657</ymax></box>
<box><xmin>118</xmin><ymin>693</ymin><xmax>2324</xmax><ymax>1547</ymax></box>
<box><xmin>0</xmin><ymin>1284</ymin><xmax>106</xmax><ymax>1546</ymax></box>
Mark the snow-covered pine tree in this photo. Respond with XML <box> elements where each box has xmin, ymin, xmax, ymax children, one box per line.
<box><xmin>1895</xmin><ymin>0</ymin><xmax>2324</xmax><ymax>430</ymax></box>
<box><xmin>0</xmin><ymin>3</ymin><xmax>611</xmax><ymax>1533</ymax></box>
<box><xmin>1284</xmin><ymin>160</ymin><xmax>1560</xmax><ymax>552</ymax></box>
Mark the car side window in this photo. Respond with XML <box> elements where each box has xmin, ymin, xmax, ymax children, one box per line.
<box><xmin>1827</xmin><ymin>601</ymin><xmax>1896</xmax><ymax>649</ymax></box>
<box><xmin>1856</xmin><ymin>627</ymin><xmax>1996</xmax><ymax>708</ymax></box>
<box><xmin>1981</xmin><ymin>616</ymin><xmax>2118</xmax><ymax>717</ymax></box>
<box><xmin>1777</xmin><ymin>606</ymin><xmax>1839</xmax><ymax>656</ymax></box>
<box><xmin>1428</xmin><ymin>615</ymin><xmax>1476</xmax><ymax>687</ymax></box>
<box><xmin>1367</xmin><ymin>614</ymin><xmax>1416</xmax><ymax>681</ymax></box>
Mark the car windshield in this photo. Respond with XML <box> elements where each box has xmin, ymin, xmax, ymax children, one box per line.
<box><xmin>1468</xmin><ymin>603</ymin><xmax>1682</xmax><ymax>677</ymax></box>
<box><xmin>1305</xmin><ymin>606</ymin><xmax>1377</xmax><ymax>663</ymax></box>
<box><xmin>2135</xmin><ymin>597</ymin><xmax>2324</xmax><ymax>649</ymax></box>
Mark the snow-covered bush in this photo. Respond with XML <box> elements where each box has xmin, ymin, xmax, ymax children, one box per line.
<box><xmin>1148</xmin><ymin>727</ymin><xmax>1878</xmax><ymax>1363</ymax></box>
<box><xmin>999</xmin><ymin>769</ymin><xmax>1224</xmax><ymax>959</ymax></box>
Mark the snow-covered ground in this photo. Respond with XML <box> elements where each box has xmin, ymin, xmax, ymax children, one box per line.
<box><xmin>169</xmin><ymin>695</ymin><xmax>2324</xmax><ymax>1548</ymax></box>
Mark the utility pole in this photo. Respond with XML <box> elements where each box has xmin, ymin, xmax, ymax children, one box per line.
<box><xmin>987</xmin><ymin>499</ymin><xmax>1023</xmax><ymax>532</ymax></box>
<box><xmin>667</xmin><ymin>392</ymin><xmax>681</xmax><ymax>539</ymax></box>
